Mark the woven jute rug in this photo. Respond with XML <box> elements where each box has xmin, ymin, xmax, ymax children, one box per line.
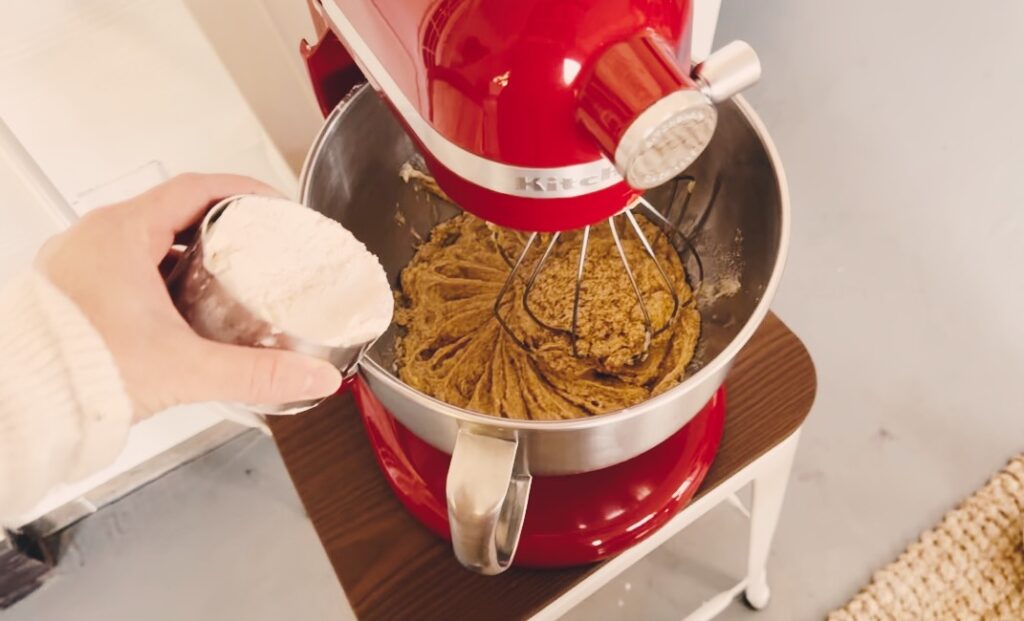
<box><xmin>829</xmin><ymin>455</ymin><xmax>1024</xmax><ymax>620</ymax></box>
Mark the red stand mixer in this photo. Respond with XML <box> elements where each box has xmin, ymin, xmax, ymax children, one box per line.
<box><xmin>296</xmin><ymin>0</ymin><xmax>788</xmax><ymax>574</ymax></box>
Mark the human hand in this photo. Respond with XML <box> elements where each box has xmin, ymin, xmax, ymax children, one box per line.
<box><xmin>35</xmin><ymin>173</ymin><xmax>343</xmax><ymax>421</ymax></box>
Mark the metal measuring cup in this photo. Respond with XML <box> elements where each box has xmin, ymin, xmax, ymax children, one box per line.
<box><xmin>166</xmin><ymin>195</ymin><xmax>377</xmax><ymax>415</ymax></box>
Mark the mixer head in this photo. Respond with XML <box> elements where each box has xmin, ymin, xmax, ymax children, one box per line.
<box><xmin>310</xmin><ymin>0</ymin><xmax>759</xmax><ymax>232</ymax></box>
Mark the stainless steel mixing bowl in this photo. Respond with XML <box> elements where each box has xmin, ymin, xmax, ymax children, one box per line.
<box><xmin>300</xmin><ymin>84</ymin><xmax>789</xmax><ymax>574</ymax></box>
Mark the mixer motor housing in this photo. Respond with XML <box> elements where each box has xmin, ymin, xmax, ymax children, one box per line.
<box><xmin>302</xmin><ymin>0</ymin><xmax>759</xmax><ymax>231</ymax></box>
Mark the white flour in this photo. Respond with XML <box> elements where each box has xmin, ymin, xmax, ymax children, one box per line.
<box><xmin>203</xmin><ymin>196</ymin><xmax>393</xmax><ymax>347</ymax></box>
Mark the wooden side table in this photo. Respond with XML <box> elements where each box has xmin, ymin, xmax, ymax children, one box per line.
<box><xmin>270</xmin><ymin>313</ymin><xmax>816</xmax><ymax>620</ymax></box>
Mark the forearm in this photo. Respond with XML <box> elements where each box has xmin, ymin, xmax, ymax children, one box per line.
<box><xmin>0</xmin><ymin>270</ymin><xmax>133</xmax><ymax>523</ymax></box>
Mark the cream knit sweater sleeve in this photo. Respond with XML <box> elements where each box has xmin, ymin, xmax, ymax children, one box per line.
<box><xmin>0</xmin><ymin>269</ymin><xmax>134</xmax><ymax>522</ymax></box>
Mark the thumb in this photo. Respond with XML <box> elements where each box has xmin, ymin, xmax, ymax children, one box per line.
<box><xmin>181</xmin><ymin>339</ymin><xmax>342</xmax><ymax>408</ymax></box>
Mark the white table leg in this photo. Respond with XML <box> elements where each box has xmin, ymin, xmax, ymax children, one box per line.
<box><xmin>743</xmin><ymin>432</ymin><xmax>800</xmax><ymax>610</ymax></box>
<box><xmin>529</xmin><ymin>429</ymin><xmax>803</xmax><ymax>621</ymax></box>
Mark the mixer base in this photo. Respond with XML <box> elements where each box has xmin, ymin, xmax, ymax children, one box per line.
<box><xmin>352</xmin><ymin>379</ymin><xmax>726</xmax><ymax>568</ymax></box>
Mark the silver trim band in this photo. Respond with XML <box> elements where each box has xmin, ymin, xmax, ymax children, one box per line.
<box><xmin>321</xmin><ymin>1</ymin><xmax>624</xmax><ymax>199</ymax></box>
<box><xmin>614</xmin><ymin>89</ymin><xmax>717</xmax><ymax>189</ymax></box>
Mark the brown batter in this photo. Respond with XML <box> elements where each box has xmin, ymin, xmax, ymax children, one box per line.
<box><xmin>395</xmin><ymin>212</ymin><xmax>700</xmax><ymax>421</ymax></box>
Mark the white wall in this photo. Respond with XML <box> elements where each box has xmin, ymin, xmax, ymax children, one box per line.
<box><xmin>0</xmin><ymin>0</ymin><xmax>297</xmax><ymax>524</ymax></box>
<box><xmin>181</xmin><ymin>0</ymin><xmax>325</xmax><ymax>173</ymax></box>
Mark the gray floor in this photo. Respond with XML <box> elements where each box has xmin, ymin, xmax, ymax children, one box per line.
<box><xmin>4</xmin><ymin>433</ymin><xmax>352</xmax><ymax>621</ymax></box>
<box><xmin>7</xmin><ymin>1</ymin><xmax>1024</xmax><ymax>620</ymax></box>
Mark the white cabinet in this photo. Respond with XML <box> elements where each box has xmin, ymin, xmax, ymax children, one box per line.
<box><xmin>0</xmin><ymin>0</ymin><xmax>296</xmax><ymax>525</ymax></box>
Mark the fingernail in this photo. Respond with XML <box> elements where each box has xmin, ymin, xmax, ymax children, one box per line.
<box><xmin>305</xmin><ymin>364</ymin><xmax>343</xmax><ymax>398</ymax></box>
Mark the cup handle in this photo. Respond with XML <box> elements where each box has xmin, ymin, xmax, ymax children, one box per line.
<box><xmin>446</xmin><ymin>428</ymin><xmax>532</xmax><ymax>575</ymax></box>
<box><xmin>160</xmin><ymin>243</ymin><xmax>191</xmax><ymax>283</ymax></box>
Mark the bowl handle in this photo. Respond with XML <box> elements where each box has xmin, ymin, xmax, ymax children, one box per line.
<box><xmin>446</xmin><ymin>427</ymin><xmax>532</xmax><ymax>575</ymax></box>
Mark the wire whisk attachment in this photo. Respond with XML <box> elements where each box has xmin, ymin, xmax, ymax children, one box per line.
<box><xmin>493</xmin><ymin>176</ymin><xmax>704</xmax><ymax>363</ymax></box>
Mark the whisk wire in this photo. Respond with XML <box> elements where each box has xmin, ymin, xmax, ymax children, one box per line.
<box><xmin>522</xmin><ymin>232</ymin><xmax>563</xmax><ymax>332</ymax></box>
<box><xmin>636</xmin><ymin>195</ymin><xmax>704</xmax><ymax>299</ymax></box>
<box><xmin>493</xmin><ymin>175</ymin><xmax>704</xmax><ymax>359</ymax></box>
<box><xmin>666</xmin><ymin>175</ymin><xmax>696</xmax><ymax>231</ymax></box>
<box><xmin>623</xmin><ymin>208</ymin><xmax>680</xmax><ymax>334</ymax></box>
<box><xmin>569</xmin><ymin>225</ymin><xmax>590</xmax><ymax>356</ymax></box>
<box><xmin>493</xmin><ymin>232</ymin><xmax>537</xmax><ymax>350</ymax></box>
<box><xmin>607</xmin><ymin>217</ymin><xmax>654</xmax><ymax>355</ymax></box>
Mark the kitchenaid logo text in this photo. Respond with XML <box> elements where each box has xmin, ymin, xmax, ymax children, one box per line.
<box><xmin>514</xmin><ymin>165</ymin><xmax>618</xmax><ymax>193</ymax></box>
